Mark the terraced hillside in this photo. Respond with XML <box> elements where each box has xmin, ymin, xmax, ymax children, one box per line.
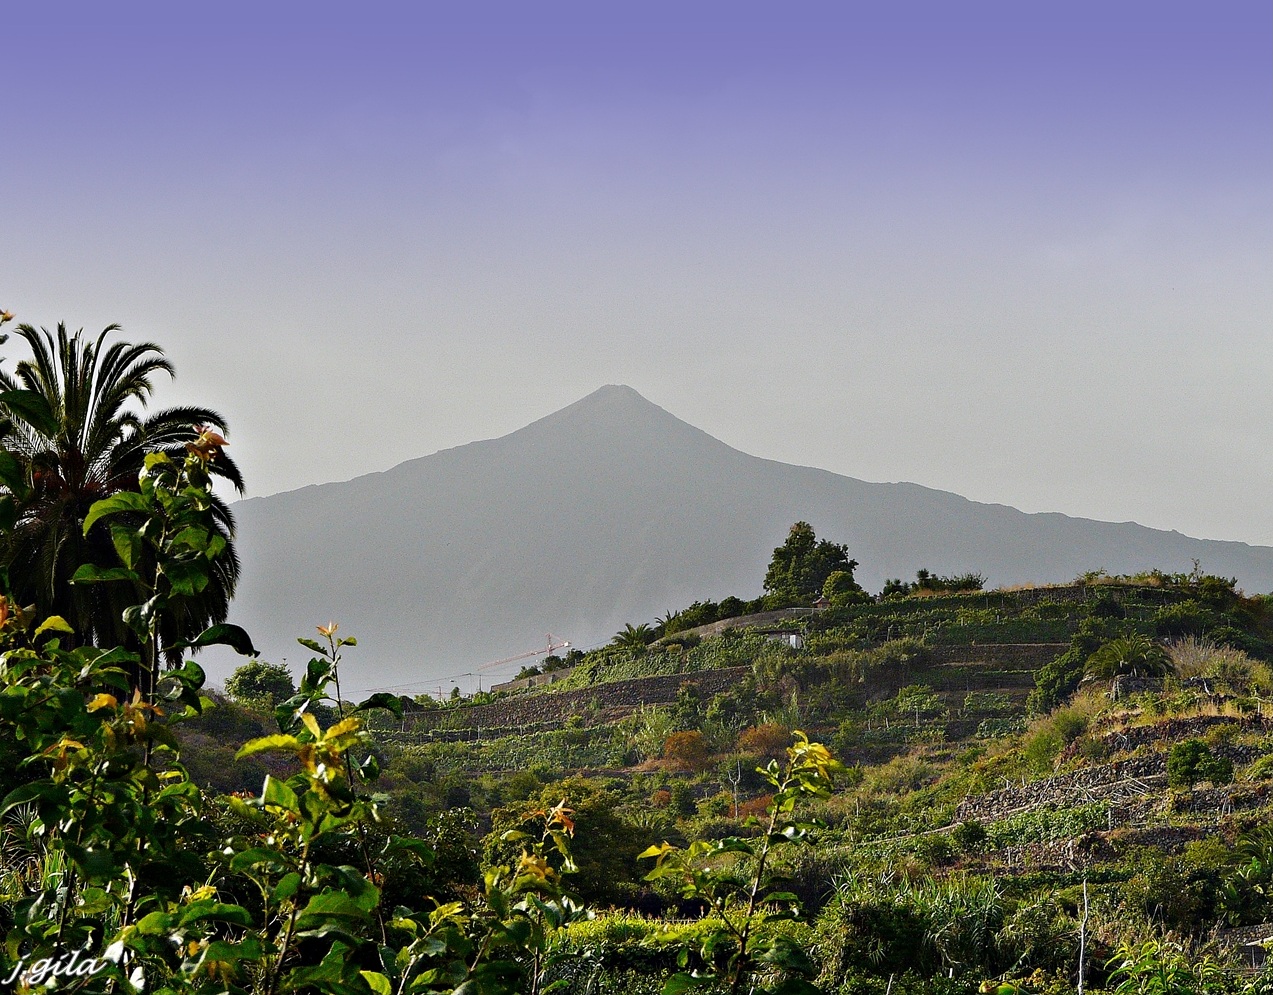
<box><xmin>184</xmin><ymin>572</ymin><xmax>1273</xmax><ymax>992</ymax></box>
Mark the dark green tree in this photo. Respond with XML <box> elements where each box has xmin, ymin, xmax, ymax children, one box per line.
<box><xmin>763</xmin><ymin>521</ymin><xmax>857</xmax><ymax>605</ymax></box>
<box><xmin>823</xmin><ymin>568</ymin><xmax>868</xmax><ymax>607</ymax></box>
<box><xmin>0</xmin><ymin>322</ymin><xmax>243</xmax><ymax>656</ymax></box>
<box><xmin>1028</xmin><ymin>619</ymin><xmax>1110</xmax><ymax>713</ymax></box>
<box><xmin>224</xmin><ymin>659</ymin><xmax>297</xmax><ymax>708</ymax></box>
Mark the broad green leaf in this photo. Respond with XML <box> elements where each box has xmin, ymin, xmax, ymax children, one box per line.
<box><xmin>74</xmin><ymin>887</ymin><xmax>114</xmax><ymax>915</ymax></box>
<box><xmin>229</xmin><ymin>847</ymin><xmax>288</xmax><ymax>872</ymax></box>
<box><xmin>261</xmin><ymin>775</ymin><xmax>301</xmax><ymax>813</ymax></box>
<box><xmin>284</xmin><ymin>941</ymin><xmax>356</xmax><ymax>987</ymax></box>
<box><xmin>388</xmin><ymin>836</ymin><xmax>436</xmax><ymax>865</ymax></box>
<box><xmin>662</xmin><ymin>974</ymin><xmax>713</xmax><ymax>995</ymax></box>
<box><xmin>200</xmin><ymin>936</ymin><xmax>266</xmax><ymax>962</ymax></box>
<box><xmin>64</xmin><ymin>842</ymin><xmax>118</xmax><ymax>880</ymax></box>
<box><xmin>171</xmin><ymin>526</ymin><xmax>209</xmax><ymax>552</ymax></box>
<box><xmin>355</xmin><ymin>692</ymin><xmax>404</xmax><ymax>718</ymax></box>
<box><xmin>70</xmin><ymin>563</ymin><xmax>140</xmax><ymax>585</ymax></box>
<box><xmin>178</xmin><ymin>901</ymin><xmax>254</xmax><ymax>928</ymax></box>
<box><xmin>273</xmin><ymin>872</ymin><xmax>302</xmax><ymax>902</ymax></box>
<box><xmin>170</xmin><ymin>623</ymin><xmax>258</xmax><ymax>656</ymax></box>
<box><xmin>296</xmin><ymin>890</ymin><xmax>375</xmax><ymax>925</ymax></box>
<box><xmin>111</xmin><ymin>524</ymin><xmax>142</xmax><ymax>570</ymax></box>
<box><xmin>360</xmin><ymin>972</ymin><xmax>392</xmax><ymax>995</ymax></box>
<box><xmin>82</xmin><ymin>491</ymin><xmax>152</xmax><ymax>534</ymax></box>
<box><xmin>304</xmin><ymin>656</ymin><xmax>335</xmax><ymax>691</ymax></box>
<box><xmin>164</xmin><ymin>659</ymin><xmax>206</xmax><ymax>690</ymax></box>
<box><xmin>752</xmin><ymin>934</ymin><xmax>815</xmax><ymax>973</ymax></box>
<box><xmin>135</xmin><ymin>910</ymin><xmax>177</xmax><ymax>935</ymax></box>
<box><xmin>163</xmin><ymin>557</ymin><xmax>210</xmax><ymax>596</ymax></box>
<box><xmin>1</xmin><ymin>781</ymin><xmax>69</xmax><ymax>815</ymax></box>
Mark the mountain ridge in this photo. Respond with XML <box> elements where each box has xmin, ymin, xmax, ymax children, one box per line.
<box><xmin>218</xmin><ymin>385</ymin><xmax>1273</xmax><ymax>695</ymax></box>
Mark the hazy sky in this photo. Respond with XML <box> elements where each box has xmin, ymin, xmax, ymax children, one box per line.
<box><xmin>3</xmin><ymin>2</ymin><xmax>1270</xmax><ymax>544</ymax></box>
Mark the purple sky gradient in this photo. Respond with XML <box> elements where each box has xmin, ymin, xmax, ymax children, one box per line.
<box><xmin>2</xmin><ymin>1</ymin><xmax>1270</xmax><ymax>546</ymax></box>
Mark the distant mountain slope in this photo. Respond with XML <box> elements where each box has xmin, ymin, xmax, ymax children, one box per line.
<box><xmin>220</xmin><ymin>385</ymin><xmax>1273</xmax><ymax>695</ymax></box>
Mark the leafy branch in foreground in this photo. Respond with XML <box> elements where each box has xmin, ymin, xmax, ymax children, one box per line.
<box><xmin>641</xmin><ymin>732</ymin><xmax>845</xmax><ymax>995</ymax></box>
<box><xmin>69</xmin><ymin>442</ymin><xmax>257</xmax><ymax>698</ymax></box>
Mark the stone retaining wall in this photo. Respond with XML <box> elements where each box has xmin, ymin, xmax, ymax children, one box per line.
<box><xmin>927</xmin><ymin>643</ymin><xmax>1066</xmax><ymax>669</ymax></box>
<box><xmin>404</xmin><ymin>667</ymin><xmax>752</xmax><ymax>735</ymax></box>
<box><xmin>1096</xmin><ymin>714</ymin><xmax>1273</xmax><ymax>755</ymax></box>
<box><xmin>659</xmin><ymin>608</ymin><xmax>812</xmax><ymax>642</ymax></box>
<box><xmin>956</xmin><ymin>755</ymin><xmax>1167</xmax><ymax>822</ymax></box>
<box><xmin>957</xmin><ymin>742</ymin><xmax>1270</xmax><ymax>824</ymax></box>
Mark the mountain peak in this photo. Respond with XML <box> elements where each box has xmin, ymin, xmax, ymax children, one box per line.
<box><xmin>592</xmin><ymin>383</ymin><xmax>646</xmax><ymax>398</ymax></box>
<box><xmin>523</xmin><ymin>384</ymin><xmax>691</xmax><ymax>438</ymax></box>
<box><xmin>573</xmin><ymin>383</ymin><xmax>658</xmax><ymax>410</ymax></box>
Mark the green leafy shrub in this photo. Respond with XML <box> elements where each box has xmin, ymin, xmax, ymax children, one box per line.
<box><xmin>1244</xmin><ymin>754</ymin><xmax>1273</xmax><ymax>781</ymax></box>
<box><xmin>952</xmin><ymin>820</ymin><xmax>988</xmax><ymax>854</ymax></box>
<box><xmin>1167</xmin><ymin>739</ymin><xmax>1234</xmax><ymax>789</ymax></box>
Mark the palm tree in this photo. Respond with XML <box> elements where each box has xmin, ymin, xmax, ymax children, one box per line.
<box><xmin>1084</xmin><ymin>635</ymin><xmax>1175</xmax><ymax>680</ymax></box>
<box><xmin>0</xmin><ymin>322</ymin><xmax>243</xmax><ymax>657</ymax></box>
<box><xmin>611</xmin><ymin>622</ymin><xmax>654</xmax><ymax>652</ymax></box>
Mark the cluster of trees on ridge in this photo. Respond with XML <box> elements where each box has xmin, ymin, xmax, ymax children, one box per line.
<box><xmin>586</xmin><ymin>524</ymin><xmax>987</xmax><ymax>665</ymax></box>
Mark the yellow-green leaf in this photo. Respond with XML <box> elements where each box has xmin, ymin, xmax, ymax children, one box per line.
<box><xmin>237</xmin><ymin>735</ymin><xmax>301</xmax><ymax>759</ymax></box>
<box><xmin>34</xmin><ymin>616</ymin><xmax>74</xmax><ymax>636</ymax></box>
<box><xmin>360</xmin><ymin>971</ymin><xmax>392</xmax><ymax>995</ymax></box>
<box><xmin>326</xmin><ymin>717</ymin><xmax>362</xmax><ymax>739</ymax></box>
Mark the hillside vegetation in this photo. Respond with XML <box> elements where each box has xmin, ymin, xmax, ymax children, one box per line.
<box><xmin>187</xmin><ymin>527</ymin><xmax>1273</xmax><ymax>994</ymax></box>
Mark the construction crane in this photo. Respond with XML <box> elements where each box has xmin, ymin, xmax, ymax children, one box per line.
<box><xmin>476</xmin><ymin>634</ymin><xmax>571</xmax><ymax>673</ymax></box>
<box><xmin>362</xmin><ymin>635</ymin><xmax>572</xmax><ymax>695</ymax></box>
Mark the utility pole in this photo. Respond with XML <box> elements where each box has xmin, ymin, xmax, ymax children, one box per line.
<box><xmin>1078</xmin><ymin>877</ymin><xmax>1089</xmax><ymax>994</ymax></box>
